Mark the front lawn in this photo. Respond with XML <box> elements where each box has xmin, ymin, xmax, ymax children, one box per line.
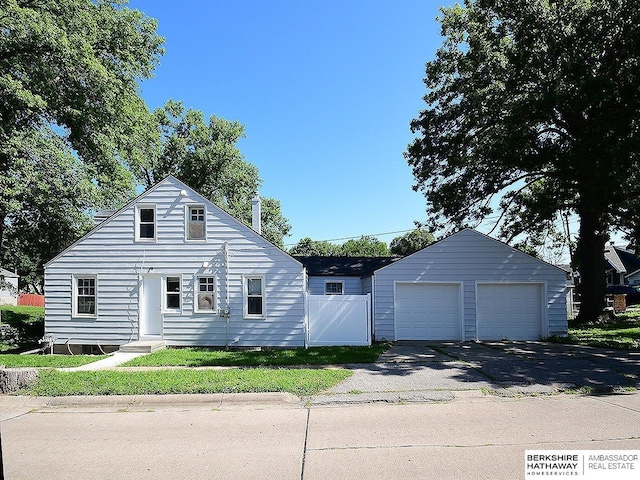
<box><xmin>19</xmin><ymin>368</ymin><xmax>352</xmax><ymax>396</ymax></box>
<box><xmin>0</xmin><ymin>354</ymin><xmax>107</xmax><ymax>368</ymax></box>
<box><xmin>121</xmin><ymin>343</ymin><xmax>390</xmax><ymax>367</ymax></box>
<box><xmin>551</xmin><ymin>310</ymin><xmax>640</xmax><ymax>350</ymax></box>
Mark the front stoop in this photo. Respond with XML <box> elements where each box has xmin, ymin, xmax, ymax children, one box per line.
<box><xmin>119</xmin><ymin>341</ymin><xmax>166</xmax><ymax>354</ymax></box>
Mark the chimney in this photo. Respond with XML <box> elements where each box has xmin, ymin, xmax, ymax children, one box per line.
<box><xmin>251</xmin><ymin>192</ymin><xmax>261</xmax><ymax>234</ymax></box>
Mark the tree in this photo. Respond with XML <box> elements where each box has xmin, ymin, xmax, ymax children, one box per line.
<box><xmin>341</xmin><ymin>236</ymin><xmax>390</xmax><ymax>257</ymax></box>
<box><xmin>1</xmin><ymin>0</ymin><xmax>164</xmax><ymax>281</ymax></box>
<box><xmin>136</xmin><ymin>100</ymin><xmax>291</xmax><ymax>247</ymax></box>
<box><xmin>289</xmin><ymin>237</ymin><xmax>343</xmax><ymax>256</ymax></box>
<box><xmin>390</xmin><ymin>229</ymin><xmax>435</xmax><ymax>256</ymax></box>
<box><xmin>406</xmin><ymin>0</ymin><xmax>640</xmax><ymax>323</ymax></box>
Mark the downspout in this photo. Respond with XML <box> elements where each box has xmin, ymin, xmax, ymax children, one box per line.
<box><xmin>371</xmin><ymin>273</ymin><xmax>376</xmax><ymax>343</ymax></box>
<box><xmin>224</xmin><ymin>242</ymin><xmax>230</xmax><ymax>347</ymax></box>
<box><xmin>303</xmin><ymin>267</ymin><xmax>308</xmax><ymax>348</ymax></box>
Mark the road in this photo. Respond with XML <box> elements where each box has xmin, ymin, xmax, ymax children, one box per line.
<box><xmin>1</xmin><ymin>391</ymin><xmax>639</xmax><ymax>479</ymax></box>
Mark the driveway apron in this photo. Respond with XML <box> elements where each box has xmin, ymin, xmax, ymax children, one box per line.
<box><xmin>319</xmin><ymin>341</ymin><xmax>639</xmax><ymax>403</ymax></box>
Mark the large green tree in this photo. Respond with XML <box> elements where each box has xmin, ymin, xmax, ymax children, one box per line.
<box><xmin>289</xmin><ymin>237</ymin><xmax>343</xmax><ymax>256</ymax></box>
<box><xmin>0</xmin><ymin>0</ymin><xmax>164</xmax><ymax>280</ymax></box>
<box><xmin>389</xmin><ymin>229</ymin><xmax>435</xmax><ymax>256</ymax></box>
<box><xmin>406</xmin><ymin>0</ymin><xmax>640</xmax><ymax>323</ymax></box>
<box><xmin>137</xmin><ymin>100</ymin><xmax>291</xmax><ymax>247</ymax></box>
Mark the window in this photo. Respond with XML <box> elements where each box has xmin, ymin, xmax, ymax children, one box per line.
<box><xmin>196</xmin><ymin>276</ymin><xmax>215</xmax><ymax>313</ymax></box>
<box><xmin>165</xmin><ymin>276</ymin><xmax>181</xmax><ymax>312</ymax></box>
<box><xmin>74</xmin><ymin>275</ymin><xmax>96</xmax><ymax>317</ymax></box>
<box><xmin>187</xmin><ymin>206</ymin><xmax>206</xmax><ymax>240</ymax></box>
<box><xmin>244</xmin><ymin>276</ymin><xmax>265</xmax><ymax>318</ymax></box>
<box><xmin>137</xmin><ymin>205</ymin><xmax>156</xmax><ymax>241</ymax></box>
<box><xmin>325</xmin><ymin>281</ymin><xmax>344</xmax><ymax>295</ymax></box>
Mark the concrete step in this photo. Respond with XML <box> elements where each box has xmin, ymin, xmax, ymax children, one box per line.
<box><xmin>119</xmin><ymin>341</ymin><xmax>166</xmax><ymax>354</ymax></box>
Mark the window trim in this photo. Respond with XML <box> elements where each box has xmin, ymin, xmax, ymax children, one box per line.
<box><xmin>186</xmin><ymin>204</ymin><xmax>207</xmax><ymax>241</ymax></box>
<box><xmin>243</xmin><ymin>275</ymin><xmax>266</xmax><ymax>319</ymax></box>
<box><xmin>72</xmin><ymin>274</ymin><xmax>97</xmax><ymax>318</ymax></box>
<box><xmin>325</xmin><ymin>281</ymin><xmax>344</xmax><ymax>295</ymax></box>
<box><xmin>163</xmin><ymin>275</ymin><xmax>182</xmax><ymax>314</ymax></box>
<box><xmin>136</xmin><ymin>204</ymin><xmax>156</xmax><ymax>242</ymax></box>
<box><xmin>194</xmin><ymin>275</ymin><xmax>216</xmax><ymax>314</ymax></box>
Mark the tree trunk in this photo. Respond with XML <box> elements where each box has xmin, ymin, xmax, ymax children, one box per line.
<box><xmin>575</xmin><ymin>209</ymin><xmax>608</xmax><ymax>324</ymax></box>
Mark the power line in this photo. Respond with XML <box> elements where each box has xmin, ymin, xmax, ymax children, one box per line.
<box><xmin>283</xmin><ymin>228</ymin><xmax>417</xmax><ymax>247</ymax></box>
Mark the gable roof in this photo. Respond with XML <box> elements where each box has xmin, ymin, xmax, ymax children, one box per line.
<box><xmin>45</xmin><ymin>175</ymin><xmax>301</xmax><ymax>268</ymax></box>
<box><xmin>373</xmin><ymin>228</ymin><xmax>568</xmax><ymax>275</ymax></box>
<box><xmin>0</xmin><ymin>268</ymin><xmax>19</xmax><ymax>278</ymax></box>
<box><xmin>295</xmin><ymin>256</ymin><xmax>399</xmax><ymax>277</ymax></box>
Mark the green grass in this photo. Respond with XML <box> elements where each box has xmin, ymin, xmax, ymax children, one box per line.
<box><xmin>550</xmin><ymin>311</ymin><xmax>640</xmax><ymax>350</ymax></box>
<box><xmin>0</xmin><ymin>354</ymin><xmax>107</xmax><ymax>368</ymax></box>
<box><xmin>121</xmin><ymin>343</ymin><xmax>390</xmax><ymax>367</ymax></box>
<box><xmin>19</xmin><ymin>368</ymin><xmax>352</xmax><ymax>396</ymax></box>
<box><xmin>0</xmin><ymin>305</ymin><xmax>44</xmax><ymax>352</ymax></box>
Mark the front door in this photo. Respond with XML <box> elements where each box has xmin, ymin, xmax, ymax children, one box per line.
<box><xmin>140</xmin><ymin>274</ymin><xmax>163</xmax><ymax>339</ymax></box>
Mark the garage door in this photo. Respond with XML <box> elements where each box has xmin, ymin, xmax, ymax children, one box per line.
<box><xmin>476</xmin><ymin>283</ymin><xmax>543</xmax><ymax>341</ymax></box>
<box><xmin>395</xmin><ymin>283</ymin><xmax>461</xmax><ymax>340</ymax></box>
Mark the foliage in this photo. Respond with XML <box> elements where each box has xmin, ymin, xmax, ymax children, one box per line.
<box><xmin>20</xmin><ymin>368</ymin><xmax>352</xmax><ymax>397</ymax></box>
<box><xmin>549</xmin><ymin>311</ymin><xmax>640</xmax><ymax>350</ymax></box>
<box><xmin>0</xmin><ymin>354</ymin><xmax>107</xmax><ymax>368</ymax></box>
<box><xmin>289</xmin><ymin>235</ymin><xmax>390</xmax><ymax>257</ymax></box>
<box><xmin>406</xmin><ymin>0</ymin><xmax>640</xmax><ymax>322</ymax></box>
<box><xmin>389</xmin><ymin>229</ymin><xmax>435</xmax><ymax>256</ymax></box>
<box><xmin>0</xmin><ymin>0</ymin><xmax>164</xmax><ymax>286</ymax></box>
<box><xmin>134</xmin><ymin>100</ymin><xmax>291</xmax><ymax>247</ymax></box>
<box><xmin>122</xmin><ymin>343</ymin><xmax>390</xmax><ymax>367</ymax></box>
<box><xmin>341</xmin><ymin>236</ymin><xmax>390</xmax><ymax>257</ymax></box>
<box><xmin>0</xmin><ymin>305</ymin><xmax>44</xmax><ymax>352</ymax></box>
<box><xmin>289</xmin><ymin>237</ymin><xmax>343</xmax><ymax>256</ymax></box>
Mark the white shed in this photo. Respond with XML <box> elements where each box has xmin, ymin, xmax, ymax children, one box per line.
<box><xmin>372</xmin><ymin>229</ymin><xmax>567</xmax><ymax>341</ymax></box>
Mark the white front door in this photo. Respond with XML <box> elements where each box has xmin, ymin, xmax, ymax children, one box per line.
<box><xmin>140</xmin><ymin>274</ymin><xmax>163</xmax><ymax>339</ymax></box>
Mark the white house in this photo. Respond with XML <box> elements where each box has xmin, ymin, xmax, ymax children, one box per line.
<box><xmin>44</xmin><ymin>176</ymin><xmax>306</xmax><ymax>352</ymax></box>
<box><xmin>0</xmin><ymin>268</ymin><xmax>19</xmax><ymax>306</ymax></box>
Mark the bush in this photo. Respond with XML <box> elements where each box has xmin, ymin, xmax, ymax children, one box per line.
<box><xmin>0</xmin><ymin>305</ymin><xmax>45</xmax><ymax>352</ymax></box>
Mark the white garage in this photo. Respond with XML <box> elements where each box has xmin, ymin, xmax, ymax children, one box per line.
<box><xmin>372</xmin><ymin>229</ymin><xmax>568</xmax><ymax>342</ymax></box>
<box><xmin>395</xmin><ymin>282</ymin><xmax>462</xmax><ymax>340</ymax></box>
<box><xmin>476</xmin><ymin>283</ymin><xmax>544</xmax><ymax>341</ymax></box>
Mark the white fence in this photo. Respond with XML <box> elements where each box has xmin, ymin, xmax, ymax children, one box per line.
<box><xmin>306</xmin><ymin>294</ymin><xmax>371</xmax><ymax>346</ymax></box>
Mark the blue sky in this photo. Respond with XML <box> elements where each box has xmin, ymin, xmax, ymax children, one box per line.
<box><xmin>130</xmin><ymin>0</ymin><xmax>453</xmax><ymax>247</ymax></box>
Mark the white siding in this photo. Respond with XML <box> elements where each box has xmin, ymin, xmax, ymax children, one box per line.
<box><xmin>307</xmin><ymin>276</ymin><xmax>363</xmax><ymax>295</ymax></box>
<box><xmin>0</xmin><ymin>276</ymin><xmax>19</xmax><ymax>305</ymax></box>
<box><xmin>373</xmin><ymin>229</ymin><xmax>567</xmax><ymax>341</ymax></box>
<box><xmin>45</xmin><ymin>177</ymin><xmax>305</xmax><ymax>347</ymax></box>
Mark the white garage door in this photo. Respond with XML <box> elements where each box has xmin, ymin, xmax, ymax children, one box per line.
<box><xmin>476</xmin><ymin>283</ymin><xmax>543</xmax><ymax>341</ymax></box>
<box><xmin>395</xmin><ymin>283</ymin><xmax>461</xmax><ymax>340</ymax></box>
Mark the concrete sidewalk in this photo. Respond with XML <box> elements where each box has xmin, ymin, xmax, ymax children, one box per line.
<box><xmin>1</xmin><ymin>390</ymin><xmax>639</xmax><ymax>479</ymax></box>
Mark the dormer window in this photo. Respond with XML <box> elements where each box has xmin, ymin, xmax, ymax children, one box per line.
<box><xmin>187</xmin><ymin>206</ymin><xmax>205</xmax><ymax>240</ymax></box>
<box><xmin>136</xmin><ymin>205</ymin><xmax>156</xmax><ymax>241</ymax></box>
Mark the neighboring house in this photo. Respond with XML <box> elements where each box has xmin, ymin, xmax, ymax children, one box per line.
<box><xmin>372</xmin><ymin>229</ymin><xmax>568</xmax><ymax>342</ymax></box>
<box><xmin>604</xmin><ymin>245</ymin><xmax>640</xmax><ymax>286</ymax></box>
<box><xmin>44</xmin><ymin>177</ymin><xmax>568</xmax><ymax>350</ymax></box>
<box><xmin>0</xmin><ymin>268</ymin><xmax>19</xmax><ymax>306</ymax></box>
<box><xmin>44</xmin><ymin>176</ymin><xmax>306</xmax><ymax>351</ymax></box>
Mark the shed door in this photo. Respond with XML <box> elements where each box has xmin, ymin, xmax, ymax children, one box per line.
<box><xmin>395</xmin><ymin>283</ymin><xmax>461</xmax><ymax>340</ymax></box>
<box><xmin>476</xmin><ymin>283</ymin><xmax>543</xmax><ymax>341</ymax></box>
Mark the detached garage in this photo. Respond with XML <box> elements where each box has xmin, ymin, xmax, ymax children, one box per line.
<box><xmin>372</xmin><ymin>229</ymin><xmax>567</xmax><ymax>341</ymax></box>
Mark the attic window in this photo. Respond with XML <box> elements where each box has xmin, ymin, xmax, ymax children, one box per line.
<box><xmin>325</xmin><ymin>281</ymin><xmax>344</xmax><ymax>295</ymax></box>
<box><xmin>136</xmin><ymin>205</ymin><xmax>156</xmax><ymax>241</ymax></box>
<box><xmin>187</xmin><ymin>206</ymin><xmax>205</xmax><ymax>240</ymax></box>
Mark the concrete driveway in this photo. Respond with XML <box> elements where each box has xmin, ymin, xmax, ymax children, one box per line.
<box><xmin>313</xmin><ymin>341</ymin><xmax>640</xmax><ymax>404</ymax></box>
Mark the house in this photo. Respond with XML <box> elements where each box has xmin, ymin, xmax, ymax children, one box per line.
<box><xmin>604</xmin><ymin>245</ymin><xmax>640</xmax><ymax>286</ymax></box>
<box><xmin>44</xmin><ymin>176</ymin><xmax>306</xmax><ymax>352</ymax></box>
<box><xmin>371</xmin><ymin>229</ymin><xmax>568</xmax><ymax>341</ymax></box>
<box><xmin>45</xmin><ymin>176</ymin><xmax>567</xmax><ymax>351</ymax></box>
<box><xmin>0</xmin><ymin>268</ymin><xmax>19</xmax><ymax>306</ymax></box>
